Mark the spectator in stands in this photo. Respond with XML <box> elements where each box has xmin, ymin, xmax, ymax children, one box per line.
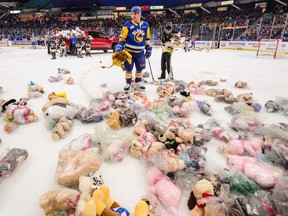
<box><xmin>115</xmin><ymin>6</ymin><xmax>152</xmax><ymax>91</ymax></box>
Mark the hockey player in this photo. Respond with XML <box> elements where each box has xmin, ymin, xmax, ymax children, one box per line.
<box><xmin>85</xmin><ymin>36</ymin><xmax>92</xmax><ymax>57</ymax></box>
<box><xmin>49</xmin><ymin>36</ymin><xmax>57</xmax><ymax>60</ymax></box>
<box><xmin>115</xmin><ymin>6</ymin><xmax>152</xmax><ymax>91</ymax></box>
<box><xmin>75</xmin><ymin>35</ymin><xmax>84</xmax><ymax>58</ymax></box>
<box><xmin>184</xmin><ymin>38</ymin><xmax>191</xmax><ymax>52</ymax></box>
<box><xmin>158</xmin><ymin>25</ymin><xmax>180</xmax><ymax>80</ymax></box>
<box><xmin>59</xmin><ymin>35</ymin><xmax>67</xmax><ymax>57</ymax></box>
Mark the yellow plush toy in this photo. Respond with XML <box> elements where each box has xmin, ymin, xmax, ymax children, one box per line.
<box><xmin>131</xmin><ymin>200</ymin><xmax>149</xmax><ymax>216</ymax></box>
<box><xmin>101</xmin><ymin>50</ymin><xmax>132</xmax><ymax>71</ymax></box>
<box><xmin>106</xmin><ymin>109</ymin><xmax>122</xmax><ymax>129</ymax></box>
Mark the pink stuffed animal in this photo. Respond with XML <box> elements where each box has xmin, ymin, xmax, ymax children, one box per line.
<box><xmin>146</xmin><ymin>166</ymin><xmax>181</xmax><ymax>216</ymax></box>
<box><xmin>224</xmin><ymin>139</ymin><xmax>262</xmax><ymax>156</ymax></box>
<box><xmin>227</xmin><ymin>155</ymin><xmax>283</xmax><ymax>188</ymax></box>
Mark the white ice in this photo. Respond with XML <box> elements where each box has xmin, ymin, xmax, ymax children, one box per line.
<box><xmin>0</xmin><ymin>46</ymin><xmax>287</xmax><ymax>216</ymax></box>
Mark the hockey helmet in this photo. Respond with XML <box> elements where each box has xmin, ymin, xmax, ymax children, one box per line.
<box><xmin>164</xmin><ymin>24</ymin><xmax>172</xmax><ymax>34</ymax></box>
<box><xmin>131</xmin><ymin>6</ymin><xmax>142</xmax><ymax>15</ymax></box>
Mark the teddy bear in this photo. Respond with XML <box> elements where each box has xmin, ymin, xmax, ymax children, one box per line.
<box><xmin>129</xmin><ymin>134</ymin><xmax>185</xmax><ymax>173</ymax></box>
<box><xmin>146</xmin><ymin>166</ymin><xmax>182</xmax><ymax>216</ymax></box>
<box><xmin>157</xmin><ymin>121</ymin><xmax>195</xmax><ymax>152</ymax></box>
<box><xmin>133</xmin><ymin>115</ymin><xmax>167</xmax><ymax>139</ymax></box>
<box><xmin>235</xmin><ymin>81</ymin><xmax>247</xmax><ymax>88</ymax></box>
<box><xmin>199</xmin><ymin>80</ymin><xmax>218</xmax><ymax>86</ymax></box>
<box><xmin>187</xmin><ymin>179</ymin><xmax>215</xmax><ymax>216</ymax></box>
<box><xmin>214</xmin><ymin>89</ymin><xmax>238</xmax><ymax>104</ymax></box>
<box><xmin>27</xmin><ymin>81</ymin><xmax>44</xmax><ymax>98</ymax></box>
<box><xmin>226</xmin><ymin>155</ymin><xmax>283</xmax><ymax>188</ymax></box>
<box><xmin>40</xmin><ymin>188</ymin><xmax>81</xmax><ymax>215</ymax></box>
<box><xmin>66</xmin><ymin>77</ymin><xmax>74</xmax><ymax>84</ymax></box>
<box><xmin>237</xmin><ymin>93</ymin><xmax>253</xmax><ymax>102</ymax></box>
<box><xmin>106</xmin><ymin>108</ymin><xmax>138</xmax><ymax>129</ymax></box>
<box><xmin>75</xmin><ymin>176</ymin><xmax>94</xmax><ymax>216</ymax></box>
<box><xmin>43</xmin><ymin>98</ymin><xmax>78</xmax><ymax>140</ymax></box>
<box><xmin>157</xmin><ymin>83</ymin><xmax>176</xmax><ymax>98</ymax></box>
<box><xmin>56</xmin><ymin>150</ymin><xmax>101</xmax><ymax>186</ymax></box>
<box><xmin>106</xmin><ymin>109</ymin><xmax>122</xmax><ymax>129</ymax></box>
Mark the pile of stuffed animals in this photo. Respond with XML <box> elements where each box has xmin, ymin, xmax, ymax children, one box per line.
<box><xmin>2</xmin><ymin>73</ymin><xmax>288</xmax><ymax>216</ymax></box>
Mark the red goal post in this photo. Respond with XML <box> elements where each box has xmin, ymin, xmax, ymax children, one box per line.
<box><xmin>256</xmin><ymin>39</ymin><xmax>284</xmax><ymax>59</ymax></box>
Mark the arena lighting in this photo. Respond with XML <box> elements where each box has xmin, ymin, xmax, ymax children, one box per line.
<box><xmin>200</xmin><ymin>6</ymin><xmax>211</xmax><ymax>14</ymax></box>
<box><xmin>10</xmin><ymin>10</ymin><xmax>21</xmax><ymax>14</ymax></box>
<box><xmin>275</xmin><ymin>0</ymin><xmax>287</xmax><ymax>6</ymax></box>
<box><xmin>231</xmin><ymin>4</ymin><xmax>241</xmax><ymax>10</ymax></box>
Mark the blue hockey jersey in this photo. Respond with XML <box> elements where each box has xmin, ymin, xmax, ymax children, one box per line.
<box><xmin>119</xmin><ymin>20</ymin><xmax>151</xmax><ymax>53</ymax></box>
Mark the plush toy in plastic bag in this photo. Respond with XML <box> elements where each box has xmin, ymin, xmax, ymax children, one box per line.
<box><xmin>56</xmin><ymin>150</ymin><xmax>101</xmax><ymax>186</ymax></box>
<box><xmin>94</xmin><ymin>125</ymin><xmax>131</xmax><ymax>163</ymax></box>
<box><xmin>146</xmin><ymin>166</ymin><xmax>181</xmax><ymax>216</ymax></box>
<box><xmin>40</xmin><ymin>188</ymin><xmax>81</xmax><ymax>215</ymax></box>
<box><xmin>0</xmin><ymin>148</ymin><xmax>28</xmax><ymax>178</ymax></box>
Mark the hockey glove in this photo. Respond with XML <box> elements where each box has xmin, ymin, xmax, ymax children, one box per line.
<box><xmin>115</xmin><ymin>41</ymin><xmax>124</xmax><ymax>52</ymax></box>
<box><xmin>145</xmin><ymin>45</ymin><xmax>152</xmax><ymax>58</ymax></box>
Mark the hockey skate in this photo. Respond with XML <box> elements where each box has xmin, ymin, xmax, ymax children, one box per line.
<box><xmin>124</xmin><ymin>83</ymin><xmax>131</xmax><ymax>91</ymax></box>
<box><xmin>133</xmin><ymin>83</ymin><xmax>145</xmax><ymax>91</ymax></box>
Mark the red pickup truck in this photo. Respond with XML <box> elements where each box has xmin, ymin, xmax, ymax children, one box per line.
<box><xmin>66</xmin><ymin>30</ymin><xmax>119</xmax><ymax>53</ymax></box>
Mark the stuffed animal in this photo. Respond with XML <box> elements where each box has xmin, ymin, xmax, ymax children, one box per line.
<box><xmin>66</xmin><ymin>77</ymin><xmax>74</xmax><ymax>84</ymax></box>
<box><xmin>146</xmin><ymin>166</ymin><xmax>181</xmax><ymax>216</ymax></box>
<box><xmin>107</xmin><ymin>108</ymin><xmax>138</xmax><ymax>129</ymax></box>
<box><xmin>43</xmin><ymin>98</ymin><xmax>78</xmax><ymax>140</ymax></box>
<box><xmin>48</xmin><ymin>92</ymin><xmax>67</xmax><ymax>100</ymax></box>
<box><xmin>106</xmin><ymin>109</ymin><xmax>122</xmax><ymax>129</ymax></box>
<box><xmin>102</xmin><ymin>50</ymin><xmax>132</xmax><ymax>71</ymax></box>
<box><xmin>130</xmin><ymin>132</ymin><xmax>185</xmax><ymax>173</ymax></box>
<box><xmin>130</xmin><ymin>200</ymin><xmax>149</xmax><ymax>216</ymax></box>
<box><xmin>0</xmin><ymin>148</ymin><xmax>28</xmax><ymax>178</ymax></box>
<box><xmin>75</xmin><ymin>176</ymin><xmax>94</xmax><ymax>216</ymax></box>
<box><xmin>199</xmin><ymin>80</ymin><xmax>218</xmax><ymax>86</ymax></box>
<box><xmin>237</xmin><ymin>93</ymin><xmax>253</xmax><ymax>102</ymax></box>
<box><xmin>27</xmin><ymin>81</ymin><xmax>44</xmax><ymax>98</ymax></box>
<box><xmin>226</xmin><ymin>155</ymin><xmax>283</xmax><ymax>188</ymax></box>
<box><xmin>56</xmin><ymin>150</ymin><xmax>101</xmax><ymax>186</ymax></box>
<box><xmin>40</xmin><ymin>188</ymin><xmax>81</xmax><ymax>215</ymax></box>
<box><xmin>235</xmin><ymin>81</ymin><xmax>247</xmax><ymax>88</ymax></box>
<box><xmin>188</xmin><ymin>179</ymin><xmax>214</xmax><ymax>216</ymax></box>
<box><xmin>91</xmin><ymin>189</ymin><xmax>122</xmax><ymax>216</ymax></box>
<box><xmin>3</xmin><ymin>102</ymin><xmax>38</xmax><ymax>133</ymax></box>
<box><xmin>133</xmin><ymin>115</ymin><xmax>167</xmax><ymax>139</ymax></box>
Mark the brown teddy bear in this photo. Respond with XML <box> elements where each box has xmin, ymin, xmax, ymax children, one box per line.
<box><xmin>235</xmin><ymin>81</ymin><xmax>247</xmax><ymax>88</ymax></box>
<box><xmin>106</xmin><ymin>109</ymin><xmax>122</xmax><ymax>129</ymax></box>
<box><xmin>56</xmin><ymin>150</ymin><xmax>101</xmax><ymax>186</ymax></box>
<box><xmin>237</xmin><ymin>93</ymin><xmax>253</xmax><ymax>102</ymax></box>
<box><xmin>129</xmin><ymin>139</ymin><xmax>185</xmax><ymax>173</ymax></box>
<box><xmin>40</xmin><ymin>188</ymin><xmax>81</xmax><ymax>215</ymax></box>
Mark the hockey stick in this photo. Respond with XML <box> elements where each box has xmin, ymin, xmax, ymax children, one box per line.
<box><xmin>147</xmin><ymin>58</ymin><xmax>155</xmax><ymax>82</ymax></box>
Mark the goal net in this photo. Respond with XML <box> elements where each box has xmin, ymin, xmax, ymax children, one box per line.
<box><xmin>256</xmin><ymin>39</ymin><xmax>286</xmax><ymax>59</ymax></box>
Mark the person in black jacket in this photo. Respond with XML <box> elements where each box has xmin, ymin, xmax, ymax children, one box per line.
<box><xmin>158</xmin><ymin>25</ymin><xmax>180</xmax><ymax>80</ymax></box>
<box><xmin>49</xmin><ymin>36</ymin><xmax>57</xmax><ymax>60</ymax></box>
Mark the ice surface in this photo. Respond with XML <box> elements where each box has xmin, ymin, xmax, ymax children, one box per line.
<box><xmin>0</xmin><ymin>46</ymin><xmax>287</xmax><ymax>215</ymax></box>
